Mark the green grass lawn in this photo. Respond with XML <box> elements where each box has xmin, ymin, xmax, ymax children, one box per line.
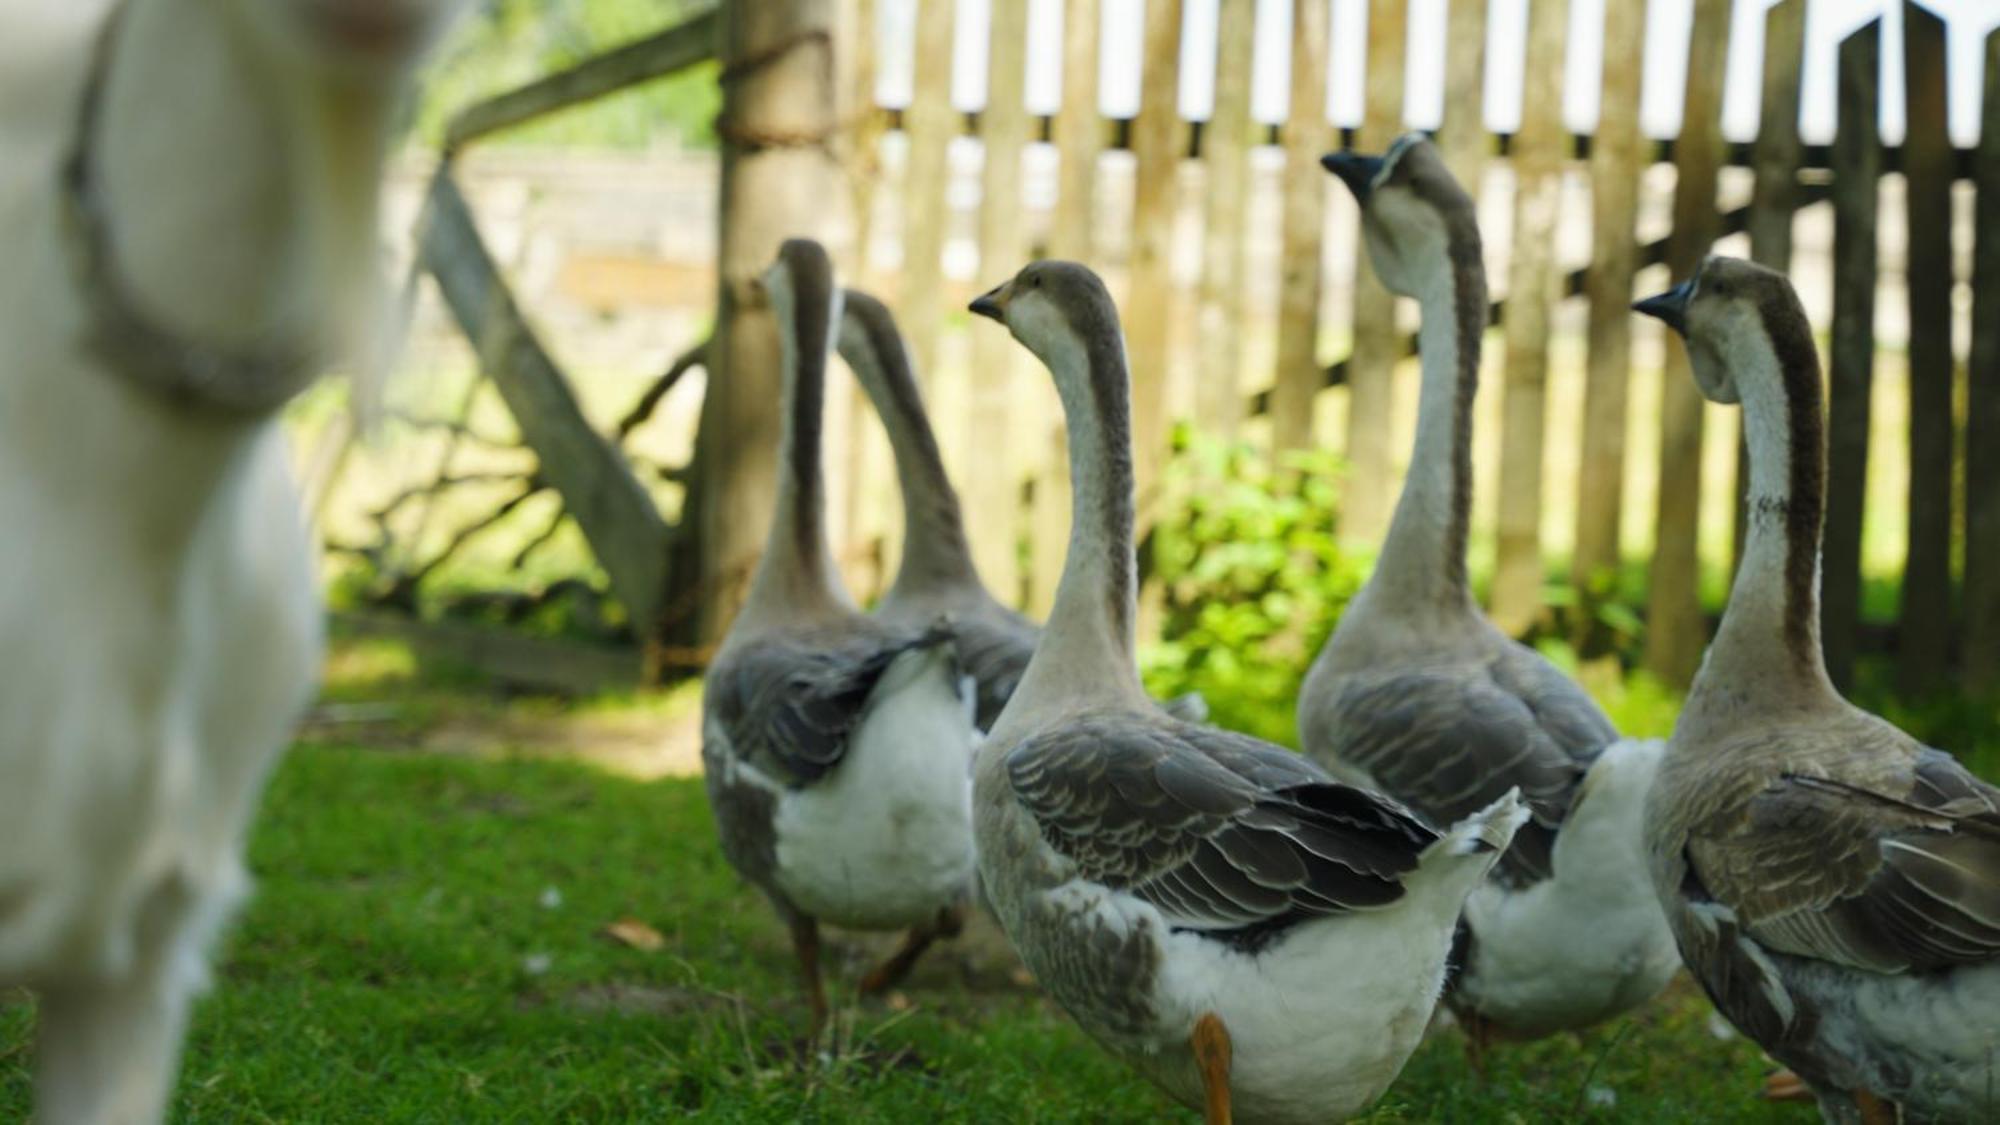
<box><xmin>2</xmin><ymin>737</ymin><xmax>1820</xmax><ymax>1122</ymax></box>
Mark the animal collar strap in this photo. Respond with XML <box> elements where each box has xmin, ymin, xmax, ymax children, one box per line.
<box><xmin>59</xmin><ymin>1</ymin><xmax>321</xmax><ymax>418</ymax></box>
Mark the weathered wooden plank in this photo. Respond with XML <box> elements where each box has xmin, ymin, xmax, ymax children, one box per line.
<box><xmin>837</xmin><ymin>0</ymin><xmax>892</xmax><ymax>599</ymax></box>
<box><xmin>969</xmin><ymin>0</ymin><xmax>1033</xmax><ymax>602</ymax></box>
<box><xmin>1032</xmin><ymin>0</ymin><xmax>1102</xmax><ymax>613</ymax></box>
<box><xmin>1642</xmin><ymin>0</ymin><xmax>1730</xmax><ymax>685</ymax></box>
<box><xmin>899</xmin><ymin>0</ymin><xmax>957</xmax><ymax>387</ymax></box>
<box><xmin>1341</xmin><ymin>0</ymin><xmax>1408</xmax><ymax>546</ymax></box>
<box><xmin>690</xmin><ymin>0</ymin><xmax>840</xmax><ymax>643</ymax></box>
<box><xmin>1270</xmin><ymin>0</ymin><xmax>1331</xmax><ymax>453</ymax></box>
<box><xmin>1049</xmin><ymin>0</ymin><xmax>1103</xmax><ymax>261</ymax></box>
<box><xmin>1571</xmin><ymin>0</ymin><xmax>1647</xmax><ymax>651</ymax></box>
<box><xmin>1127</xmin><ymin>0</ymin><xmax>1187</xmax><ymax>513</ymax></box>
<box><xmin>1490</xmin><ymin>0</ymin><xmax>1567</xmax><ymax>636</ymax></box>
<box><xmin>444</xmin><ymin>6</ymin><xmax>720</xmax><ymax>150</ymax></box>
<box><xmin>1734</xmin><ymin>0</ymin><xmax>1805</xmax><ymax>575</ymax></box>
<box><xmin>1438</xmin><ymin>0</ymin><xmax>1489</xmax><ymax>189</ymax></box>
<box><xmin>1967</xmin><ymin>27</ymin><xmax>2000</xmax><ymax>692</ymax></box>
<box><xmin>420</xmin><ymin>169</ymin><xmax>671</xmax><ymax>630</ymax></box>
<box><xmin>1898</xmin><ymin>1</ymin><xmax>1954</xmax><ymax>696</ymax></box>
<box><xmin>1822</xmin><ymin>19</ymin><xmax>1881</xmax><ymax>690</ymax></box>
<box><xmin>1196</xmin><ymin>0</ymin><xmax>1256</xmax><ymax>440</ymax></box>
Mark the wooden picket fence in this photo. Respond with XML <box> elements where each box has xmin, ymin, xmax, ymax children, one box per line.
<box><xmin>363</xmin><ymin>0</ymin><xmax>1997</xmax><ymax>697</ymax></box>
<box><xmin>840</xmin><ymin>0</ymin><xmax>2000</xmax><ymax>695</ymax></box>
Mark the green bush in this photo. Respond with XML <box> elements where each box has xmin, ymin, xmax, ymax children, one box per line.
<box><xmin>1140</xmin><ymin>432</ymin><xmax>1369</xmax><ymax>747</ymax></box>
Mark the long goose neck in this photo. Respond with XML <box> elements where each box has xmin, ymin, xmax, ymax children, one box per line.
<box><xmin>844</xmin><ymin>307</ymin><xmax>981</xmax><ymax>595</ymax></box>
<box><xmin>744</xmin><ymin>278</ymin><xmax>848</xmax><ymax>621</ymax></box>
<box><xmin>1371</xmin><ymin>254</ymin><xmax>1482</xmax><ymax>613</ymax></box>
<box><xmin>1013</xmin><ymin>323</ymin><xmax>1146</xmax><ymax>707</ymax></box>
<box><xmin>1692</xmin><ymin>319</ymin><xmax>1838</xmax><ymax>716</ymax></box>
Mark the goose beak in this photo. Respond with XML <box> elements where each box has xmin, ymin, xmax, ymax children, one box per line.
<box><xmin>1633</xmin><ymin>280</ymin><xmax>1694</xmax><ymax>337</ymax></box>
<box><xmin>1321</xmin><ymin>151</ymin><xmax>1385</xmax><ymax>204</ymax></box>
<box><xmin>969</xmin><ymin>281</ymin><xmax>1011</xmax><ymax>323</ymax></box>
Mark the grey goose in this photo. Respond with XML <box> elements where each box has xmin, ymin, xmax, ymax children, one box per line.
<box><xmin>1298</xmin><ymin>134</ymin><xmax>1678</xmax><ymax>1045</ymax></box>
<box><xmin>967</xmin><ymin>259</ymin><xmax>1527</xmax><ymax>1124</ymax></box>
<box><xmin>1638</xmin><ymin>257</ymin><xmax>2000</xmax><ymax>1124</ymax></box>
<box><xmin>700</xmin><ymin>240</ymin><xmax>977</xmax><ymax>1035</ymax></box>
<box><xmin>836</xmin><ymin>288</ymin><xmax>1206</xmax><ymax>730</ymax></box>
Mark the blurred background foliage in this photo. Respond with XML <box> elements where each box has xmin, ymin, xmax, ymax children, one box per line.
<box><xmin>411</xmin><ymin>0</ymin><xmax>720</xmax><ymax>149</ymax></box>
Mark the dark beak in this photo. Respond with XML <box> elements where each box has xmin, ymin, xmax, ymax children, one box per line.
<box><xmin>1321</xmin><ymin>151</ymin><xmax>1385</xmax><ymax>204</ymax></box>
<box><xmin>1633</xmin><ymin>280</ymin><xmax>1694</xmax><ymax>337</ymax></box>
<box><xmin>969</xmin><ymin>283</ymin><xmax>1008</xmax><ymax>323</ymax></box>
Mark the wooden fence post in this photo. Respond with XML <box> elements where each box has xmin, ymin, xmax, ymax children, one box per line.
<box><xmin>1031</xmin><ymin>0</ymin><xmax>1102</xmax><ymax>617</ymax></box>
<box><xmin>1341</xmin><ymin>0</ymin><xmax>1408</xmax><ymax>546</ymax></box>
<box><xmin>1898</xmin><ymin>1</ymin><xmax>1954</xmax><ymax>696</ymax></box>
<box><xmin>970</xmin><ymin>0</ymin><xmax>1032</xmax><ymax>604</ymax></box>
<box><xmin>900</xmin><ymin>0</ymin><xmax>956</xmax><ymax>390</ymax></box>
<box><xmin>1127</xmin><ymin>0</ymin><xmax>1187</xmax><ymax>516</ymax></box>
<box><xmin>1490</xmin><ymin>0</ymin><xmax>1567</xmax><ymax>636</ymax></box>
<box><xmin>1737</xmin><ymin>0</ymin><xmax>1805</xmax><ymax>577</ymax></box>
<box><xmin>1642</xmin><ymin>0</ymin><xmax>1729</xmax><ymax>685</ymax></box>
<box><xmin>1572</xmin><ymin>0</ymin><xmax>1647</xmax><ymax>651</ymax></box>
<box><xmin>837</xmin><ymin>0</ymin><xmax>892</xmax><ymax>601</ymax></box>
<box><xmin>1271</xmin><ymin>0</ymin><xmax>1330</xmax><ymax>454</ymax></box>
<box><xmin>1822</xmin><ymin>19</ymin><xmax>1881</xmax><ymax>690</ymax></box>
<box><xmin>692</xmin><ymin>0</ymin><xmax>839</xmax><ymax>644</ymax></box>
<box><xmin>1196</xmin><ymin>0</ymin><xmax>1256</xmax><ymax>441</ymax></box>
<box><xmin>1968</xmin><ymin>28</ymin><xmax>2000</xmax><ymax>693</ymax></box>
<box><xmin>1438</xmin><ymin>0</ymin><xmax>1488</xmax><ymax>190</ymax></box>
<box><xmin>1050</xmin><ymin>0</ymin><xmax>1102</xmax><ymax>263</ymax></box>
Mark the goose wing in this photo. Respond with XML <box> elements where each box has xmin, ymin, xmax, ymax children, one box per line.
<box><xmin>1317</xmin><ymin>665</ymin><xmax>1598</xmax><ymax>884</ymax></box>
<box><xmin>708</xmin><ymin>622</ymin><xmax>953</xmax><ymax>786</ymax></box>
<box><xmin>949</xmin><ymin>608</ymin><xmax>1038</xmax><ymax>730</ymax></box>
<box><xmin>1685</xmin><ymin>747</ymin><xmax>2000</xmax><ymax>975</ymax></box>
<box><xmin>1007</xmin><ymin>714</ymin><xmax>1437</xmax><ymax>944</ymax></box>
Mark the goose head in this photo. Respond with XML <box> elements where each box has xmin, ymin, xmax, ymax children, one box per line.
<box><xmin>1323</xmin><ymin>132</ymin><xmax>1477</xmax><ymax>299</ymax></box>
<box><xmin>969</xmin><ymin>260</ymin><xmax>1126</xmax><ymax>410</ymax></box>
<box><xmin>1634</xmin><ymin>256</ymin><xmax>1813</xmax><ymax>409</ymax></box>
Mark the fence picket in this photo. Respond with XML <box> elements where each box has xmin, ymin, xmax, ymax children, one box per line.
<box><xmin>900</xmin><ymin>0</ymin><xmax>956</xmax><ymax>391</ymax></box>
<box><xmin>1271</xmin><ymin>0</ymin><xmax>1331</xmax><ymax>454</ymax></box>
<box><xmin>1438</xmin><ymin>0</ymin><xmax>1488</xmax><ymax>189</ymax></box>
<box><xmin>1823</xmin><ymin>19</ymin><xmax>1882</xmax><ymax>690</ymax></box>
<box><xmin>1899</xmin><ymin>1</ymin><xmax>1954</xmax><ymax>696</ymax></box>
<box><xmin>1342</xmin><ymin>0</ymin><xmax>1408</xmax><ymax>545</ymax></box>
<box><xmin>1128</xmin><ymin>0</ymin><xmax>1187</xmax><ymax>514</ymax></box>
<box><xmin>1967</xmin><ymin>28</ymin><xmax>2000</xmax><ymax>692</ymax></box>
<box><xmin>970</xmin><ymin>0</ymin><xmax>1033</xmax><ymax>603</ymax></box>
<box><xmin>1196</xmin><ymin>0</ymin><xmax>1257</xmax><ymax>440</ymax></box>
<box><xmin>1491</xmin><ymin>0</ymin><xmax>1567</xmax><ymax>636</ymax></box>
<box><xmin>1572</xmin><ymin>0</ymin><xmax>1647</xmax><ymax>651</ymax></box>
<box><xmin>1642</xmin><ymin>0</ymin><xmax>1730</xmax><ymax>685</ymax></box>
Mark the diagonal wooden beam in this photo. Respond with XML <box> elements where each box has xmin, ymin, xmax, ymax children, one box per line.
<box><xmin>418</xmin><ymin>166</ymin><xmax>673</xmax><ymax>629</ymax></box>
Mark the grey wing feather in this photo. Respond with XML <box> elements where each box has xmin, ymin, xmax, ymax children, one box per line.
<box><xmin>1489</xmin><ymin>642</ymin><xmax>1619</xmax><ymax>760</ymax></box>
<box><xmin>1007</xmin><ymin>715</ymin><xmax>1437</xmax><ymax>942</ymax></box>
<box><xmin>949</xmin><ymin>610</ymin><xmax>1038</xmax><ymax>730</ymax></box>
<box><xmin>1319</xmin><ymin>667</ymin><xmax>1590</xmax><ymax>884</ymax></box>
<box><xmin>1689</xmin><ymin>748</ymin><xmax>2000</xmax><ymax>974</ymax></box>
<box><xmin>708</xmin><ymin>622</ymin><xmax>952</xmax><ymax>786</ymax></box>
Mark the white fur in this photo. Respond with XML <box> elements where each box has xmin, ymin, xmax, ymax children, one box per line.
<box><xmin>0</xmin><ymin>2</ymin><xmax>457</xmax><ymax>1121</ymax></box>
<box><xmin>769</xmin><ymin>646</ymin><xmax>978</xmax><ymax>930</ymax></box>
<box><xmin>1456</xmin><ymin>740</ymin><xmax>1681</xmax><ymax>1034</ymax></box>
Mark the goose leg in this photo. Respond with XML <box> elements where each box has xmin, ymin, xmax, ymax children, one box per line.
<box><xmin>1459</xmin><ymin>1009</ymin><xmax>1494</xmax><ymax>1077</ymax></box>
<box><xmin>786</xmin><ymin>913</ymin><xmax>828</xmax><ymax>1037</ymax></box>
<box><xmin>1191</xmin><ymin>1012</ymin><xmax>1233</xmax><ymax>1125</ymax></box>
<box><xmin>859</xmin><ymin>903</ymin><xmax>967</xmax><ymax>996</ymax></box>
<box><xmin>1760</xmin><ymin>1068</ymin><xmax>1810</xmax><ymax>1101</ymax></box>
<box><xmin>1852</xmin><ymin>1089</ymin><xmax>1898</xmax><ymax>1125</ymax></box>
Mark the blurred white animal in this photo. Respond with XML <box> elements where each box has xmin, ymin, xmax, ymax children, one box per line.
<box><xmin>0</xmin><ymin>1</ymin><xmax>464</xmax><ymax>1121</ymax></box>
